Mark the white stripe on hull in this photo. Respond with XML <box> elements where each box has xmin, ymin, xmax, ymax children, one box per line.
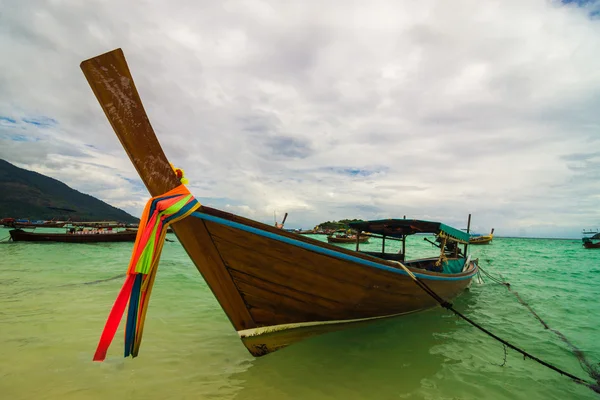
<box><xmin>238</xmin><ymin>310</ymin><xmax>419</xmax><ymax>338</ymax></box>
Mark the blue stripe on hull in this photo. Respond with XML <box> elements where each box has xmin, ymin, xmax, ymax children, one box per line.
<box><xmin>191</xmin><ymin>211</ymin><xmax>478</xmax><ymax>282</ymax></box>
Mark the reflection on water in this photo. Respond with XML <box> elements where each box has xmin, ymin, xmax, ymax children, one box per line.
<box><xmin>229</xmin><ymin>311</ymin><xmax>457</xmax><ymax>400</ymax></box>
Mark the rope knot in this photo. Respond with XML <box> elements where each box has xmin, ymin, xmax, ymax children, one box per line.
<box><xmin>170</xmin><ymin>163</ymin><xmax>189</xmax><ymax>184</ymax></box>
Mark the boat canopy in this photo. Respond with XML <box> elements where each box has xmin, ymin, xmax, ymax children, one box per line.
<box><xmin>349</xmin><ymin>219</ymin><xmax>471</xmax><ymax>244</ymax></box>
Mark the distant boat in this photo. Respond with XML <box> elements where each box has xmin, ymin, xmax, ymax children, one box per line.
<box><xmin>327</xmin><ymin>231</ymin><xmax>370</xmax><ymax>244</ymax></box>
<box><xmin>469</xmin><ymin>228</ymin><xmax>494</xmax><ymax>245</ymax></box>
<box><xmin>581</xmin><ymin>230</ymin><xmax>600</xmax><ymax>249</ymax></box>
<box><xmin>1</xmin><ymin>218</ymin><xmax>66</xmax><ymax>228</ymax></box>
<box><xmin>65</xmin><ymin>221</ymin><xmax>121</xmax><ymax>228</ymax></box>
<box><xmin>79</xmin><ymin>48</ymin><xmax>480</xmax><ymax>358</ymax></box>
<box><xmin>274</xmin><ymin>212</ymin><xmax>288</xmax><ymax>230</ymax></box>
<box><xmin>8</xmin><ymin>228</ymin><xmax>137</xmax><ymax>243</ymax></box>
<box><xmin>0</xmin><ymin>218</ymin><xmax>15</xmax><ymax>227</ymax></box>
<box><xmin>296</xmin><ymin>229</ymin><xmax>317</xmax><ymax>234</ymax></box>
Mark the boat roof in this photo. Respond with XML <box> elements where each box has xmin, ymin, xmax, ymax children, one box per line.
<box><xmin>348</xmin><ymin>219</ymin><xmax>470</xmax><ymax>243</ymax></box>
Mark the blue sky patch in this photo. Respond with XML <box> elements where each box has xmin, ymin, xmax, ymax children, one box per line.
<box><xmin>0</xmin><ymin>133</ymin><xmax>40</xmax><ymax>142</ymax></box>
<box><xmin>22</xmin><ymin>116</ymin><xmax>58</xmax><ymax>127</ymax></box>
<box><xmin>561</xmin><ymin>0</ymin><xmax>596</xmax><ymax>5</ymax></box>
<box><xmin>9</xmin><ymin>134</ymin><xmax>29</xmax><ymax>142</ymax></box>
<box><xmin>0</xmin><ymin>116</ymin><xmax>17</xmax><ymax>124</ymax></box>
<box><xmin>118</xmin><ymin>175</ymin><xmax>145</xmax><ymax>189</ymax></box>
<box><xmin>562</xmin><ymin>0</ymin><xmax>600</xmax><ymax>17</ymax></box>
<box><xmin>320</xmin><ymin>166</ymin><xmax>388</xmax><ymax>177</ymax></box>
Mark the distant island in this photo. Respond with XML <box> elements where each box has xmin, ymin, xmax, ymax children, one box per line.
<box><xmin>0</xmin><ymin>159</ymin><xmax>138</xmax><ymax>223</ymax></box>
<box><xmin>314</xmin><ymin>219</ymin><xmax>364</xmax><ymax>231</ymax></box>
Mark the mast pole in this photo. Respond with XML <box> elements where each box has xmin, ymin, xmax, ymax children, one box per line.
<box><xmin>464</xmin><ymin>213</ymin><xmax>472</xmax><ymax>257</ymax></box>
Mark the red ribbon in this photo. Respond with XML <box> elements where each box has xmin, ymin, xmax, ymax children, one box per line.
<box><xmin>92</xmin><ymin>274</ymin><xmax>136</xmax><ymax>361</ymax></box>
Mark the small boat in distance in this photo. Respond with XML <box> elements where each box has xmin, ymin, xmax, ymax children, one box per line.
<box><xmin>296</xmin><ymin>229</ymin><xmax>321</xmax><ymax>234</ymax></box>
<box><xmin>274</xmin><ymin>212</ymin><xmax>288</xmax><ymax>229</ymax></box>
<box><xmin>1</xmin><ymin>218</ymin><xmax>67</xmax><ymax>229</ymax></box>
<box><xmin>469</xmin><ymin>228</ymin><xmax>494</xmax><ymax>245</ymax></box>
<box><xmin>327</xmin><ymin>230</ymin><xmax>370</xmax><ymax>244</ymax></box>
<box><xmin>581</xmin><ymin>230</ymin><xmax>600</xmax><ymax>249</ymax></box>
<box><xmin>80</xmin><ymin>48</ymin><xmax>480</xmax><ymax>359</ymax></box>
<box><xmin>8</xmin><ymin>227</ymin><xmax>137</xmax><ymax>243</ymax></box>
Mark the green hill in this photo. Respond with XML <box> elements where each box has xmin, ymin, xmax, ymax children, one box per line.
<box><xmin>0</xmin><ymin>159</ymin><xmax>138</xmax><ymax>223</ymax></box>
<box><xmin>315</xmin><ymin>219</ymin><xmax>364</xmax><ymax>231</ymax></box>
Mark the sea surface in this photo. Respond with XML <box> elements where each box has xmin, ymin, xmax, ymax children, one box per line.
<box><xmin>0</xmin><ymin>227</ymin><xmax>598</xmax><ymax>399</ymax></box>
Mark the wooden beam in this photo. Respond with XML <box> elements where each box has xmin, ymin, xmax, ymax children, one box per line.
<box><xmin>80</xmin><ymin>48</ymin><xmax>256</xmax><ymax>331</ymax></box>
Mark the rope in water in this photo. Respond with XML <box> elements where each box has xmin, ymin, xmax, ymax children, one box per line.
<box><xmin>478</xmin><ymin>265</ymin><xmax>600</xmax><ymax>392</ymax></box>
<box><xmin>59</xmin><ymin>274</ymin><xmax>127</xmax><ymax>288</ymax></box>
<box><xmin>391</xmin><ymin>260</ymin><xmax>600</xmax><ymax>395</ymax></box>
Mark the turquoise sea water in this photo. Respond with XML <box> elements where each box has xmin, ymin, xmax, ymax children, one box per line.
<box><xmin>0</xmin><ymin>227</ymin><xmax>598</xmax><ymax>399</ymax></box>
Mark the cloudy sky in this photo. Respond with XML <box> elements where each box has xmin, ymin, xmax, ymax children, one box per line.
<box><xmin>1</xmin><ymin>0</ymin><xmax>599</xmax><ymax>238</ymax></box>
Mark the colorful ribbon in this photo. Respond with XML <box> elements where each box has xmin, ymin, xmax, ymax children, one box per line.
<box><xmin>93</xmin><ymin>183</ymin><xmax>200</xmax><ymax>361</ymax></box>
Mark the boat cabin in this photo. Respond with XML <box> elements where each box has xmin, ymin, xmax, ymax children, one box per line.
<box><xmin>348</xmin><ymin>219</ymin><xmax>472</xmax><ymax>274</ymax></box>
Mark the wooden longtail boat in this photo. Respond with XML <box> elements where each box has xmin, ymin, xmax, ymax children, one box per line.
<box><xmin>582</xmin><ymin>231</ymin><xmax>600</xmax><ymax>249</ymax></box>
<box><xmin>8</xmin><ymin>228</ymin><xmax>137</xmax><ymax>243</ymax></box>
<box><xmin>469</xmin><ymin>228</ymin><xmax>494</xmax><ymax>245</ymax></box>
<box><xmin>0</xmin><ymin>218</ymin><xmax>15</xmax><ymax>227</ymax></box>
<box><xmin>80</xmin><ymin>48</ymin><xmax>479</xmax><ymax>358</ymax></box>
<box><xmin>13</xmin><ymin>222</ymin><xmax>66</xmax><ymax>228</ymax></box>
<box><xmin>296</xmin><ymin>229</ymin><xmax>320</xmax><ymax>234</ymax></box>
<box><xmin>66</xmin><ymin>221</ymin><xmax>120</xmax><ymax>228</ymax></box>
<box><xmin>4</xmin><ymin>219</ymin><xmax>67</xmax><ymax>229</ymax></box>
<box><xmin>583</xmin><ymin>241</ymin><xmax>600</xmax><ymax>249</ymax></box>
<box><xmin>274</xmin><ymin>212</ymin><xmax>288</xmax><ymax>229</ymax></box>
<box><xmin>327</xmin><ymin>232</ymin><xmax>370</xmax><ymax>244</ymax></box>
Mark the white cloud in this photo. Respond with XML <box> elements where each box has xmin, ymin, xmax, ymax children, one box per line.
<box><xmin>1</xmin><ymin>0</ymin><xmax>600</xmax><ymax>238</ymax></box>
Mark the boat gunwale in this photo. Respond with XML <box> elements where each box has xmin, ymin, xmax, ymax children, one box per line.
<box><xmin>194</xmin><ymin>209</ymin><xmax>478</xmax><ymax>282</ymax></box>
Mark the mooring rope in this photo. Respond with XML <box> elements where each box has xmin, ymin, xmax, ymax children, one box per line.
<box><xmin>391</xmin><ymin>261</ymin><xmax>600</xmax><ymax>395</ymax></box>
<box><xmin>478</xmin><ymin>265</ymin><xmax>600</xmax><ymax>392</ymax></box>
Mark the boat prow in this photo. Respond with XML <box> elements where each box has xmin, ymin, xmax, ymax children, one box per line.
<box><xmin>469</xmin><ymin>228</ymin><xmax>494</xmax><ymax>245</ymax></box>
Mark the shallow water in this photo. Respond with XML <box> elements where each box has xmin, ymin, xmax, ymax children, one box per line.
<box><xmin>0</xmin><ymin>227</ymin><xmax>598</xmax><ymax>399</ymax></box>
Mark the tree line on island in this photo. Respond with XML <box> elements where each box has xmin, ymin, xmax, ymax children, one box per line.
<box><xmin>313</xmin><ymin>219</ymin><xmax>364</xmax><ymax>232</ymax></box>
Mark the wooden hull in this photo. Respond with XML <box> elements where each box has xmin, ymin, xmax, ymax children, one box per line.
<box><xmin>583</xmin><ymin>241</ymin><xmax>600</xmax><ymax>249</ymax></box>
<box><xmin>327</xmin><ymin>236</ymin><xmax>370</xmax><ymax>244</ymax></box>
<box><xmin>9</xmin><ymin>229</ymin><xmax>137</xmax><ymax>243</ymax></box>
<box><xmin>193</xmin><ymin>207</ymin><xmax>476</xmax><ymax>356</ymax></box>
<box><xmin>13</xmin><ymin>222</ymin><xmax>66</xmax><ymax>229</ymax></box>
<box><xmin>80</xmin><ymin>48</ymin><xmax>478</xmax><ymax>358</ymax></box>
<box><xmin>469</xmin><ymin>235</ymin><xmax>493</xmax><ymax>245</ymax></box>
